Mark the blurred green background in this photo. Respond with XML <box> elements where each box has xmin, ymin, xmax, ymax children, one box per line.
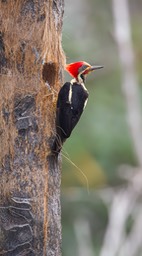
<box><xmin>61</xmin><ymin>0</ymin><xmax>142</xmax><ymax>255</ymax></box>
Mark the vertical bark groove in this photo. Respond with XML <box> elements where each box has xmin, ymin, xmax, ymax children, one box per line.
<box><xmin>0</xmin><ymin>0</ymin><xmax>65</xmax><ymax>255</ymax></box>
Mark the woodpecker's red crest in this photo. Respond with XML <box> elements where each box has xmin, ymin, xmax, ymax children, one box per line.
<box><xmin>66</xmin><ymin>61</ymin><xmax>103</xmax><ymax>79</ymax></box>
<box><xmin>52</xmin><ymin>60</ymin><xmax>103</xmax><ymax>154</ymax></box>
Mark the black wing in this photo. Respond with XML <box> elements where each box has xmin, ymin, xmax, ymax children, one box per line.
<box><xmin>56</xmin><ymin>82</ymin><xmax>89</xmax><ymax>138</ymax></box>
<box><xmin>52</xmin><ymin>82</ymin><xmax>88</xmax><ymax>153</ymax></box>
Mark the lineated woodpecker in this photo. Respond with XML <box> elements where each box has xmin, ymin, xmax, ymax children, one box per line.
<box><xmin>52</xmin><ymin>61</ymin><xmax>103</xmax><ymax>154</ymax></box>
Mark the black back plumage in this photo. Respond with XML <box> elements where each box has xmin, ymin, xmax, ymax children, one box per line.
<box><xmin>52</xmin><ymin>81</ymin><xmax>89</xmax><ymax>153</ymax></box>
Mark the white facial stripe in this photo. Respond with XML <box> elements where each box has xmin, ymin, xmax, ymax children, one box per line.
<box><xmin>81</xmin><ymin>82</ymin><xmax>87</xmax><ymax>91</ymax></box>
<box><xmin>77</xmin><ymin>74</ymin><xmax>87</xmax><ymax>92</ymax></box>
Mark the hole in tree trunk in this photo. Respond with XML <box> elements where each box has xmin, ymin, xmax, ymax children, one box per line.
<box><xmin>42</xmin><ymin>62</ymin><xmax>56</xmax><ymax>88</ymax></box>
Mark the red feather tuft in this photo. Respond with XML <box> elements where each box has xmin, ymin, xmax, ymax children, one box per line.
<box><xmin>66</xmin><ymin>61</ymin><xmax>89</xmax><ymax>78</ymax></box>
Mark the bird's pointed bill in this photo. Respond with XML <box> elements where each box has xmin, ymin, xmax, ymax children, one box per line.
<box><xmin>89</xmin><ymin>65</ymin><xmax>104</xmax><ymax>71</ymax></box>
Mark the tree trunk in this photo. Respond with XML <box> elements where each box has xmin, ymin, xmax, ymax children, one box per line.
<box><xmin>0</xmin><ymin>1</ymin><xmax>65</xmax><ymax>255</ymax></box>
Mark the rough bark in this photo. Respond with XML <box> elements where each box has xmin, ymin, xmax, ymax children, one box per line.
<box><xmin>0</xmin><ymin>1</ymin><xmax>65</xmax><ymax>255</ymax></box>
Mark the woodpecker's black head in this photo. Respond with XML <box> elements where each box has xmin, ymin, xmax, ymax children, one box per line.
<box><xmin>66</xmin><ymin>61</ymin><xmax>103</xmax><ymax>83</ymax></box>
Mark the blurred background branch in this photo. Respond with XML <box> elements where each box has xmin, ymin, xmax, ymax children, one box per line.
<box><xmin>112</xmin><ymin>0</ymin><xmax>142</xmax><ymax>167</ymax></box>
<box><xmin>62</xmin><ymin>0</ymin><xmax>142</xmax><ymax>255</ymax></box>
<box><xmin>100</xmin><ymin>0</ymin><xmax>142</xmax><ymax>255</ymax></box>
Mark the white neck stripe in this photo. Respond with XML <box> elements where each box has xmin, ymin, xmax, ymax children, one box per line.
<box><xmin>70</xmin><ymin>79</ymin><xmax>87</xmax><ymax>91</ymax></box>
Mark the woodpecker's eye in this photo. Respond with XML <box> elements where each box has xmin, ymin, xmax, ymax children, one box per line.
<box><xmin>78</xmin><ymin>64</ymin><xmax>90</xmax><ymax>75</ymax></box>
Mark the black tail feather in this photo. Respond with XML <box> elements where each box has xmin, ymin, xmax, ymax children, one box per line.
<box><xmin>51</xmin><ymin>134</ymin><xmax>66</xmax><ymax>155</ymax></box>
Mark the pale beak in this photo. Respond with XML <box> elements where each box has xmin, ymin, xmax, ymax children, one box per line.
<box><xmin>89</xmin><ymin>65</ymin><xmax>104</xmax><ymax>71</ymax></box>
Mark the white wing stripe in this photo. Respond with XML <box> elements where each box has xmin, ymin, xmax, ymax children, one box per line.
<box><xmin>68</xmin><ymin>84</ymin><xmax>72</xmax><ymax>104</ymax></box>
